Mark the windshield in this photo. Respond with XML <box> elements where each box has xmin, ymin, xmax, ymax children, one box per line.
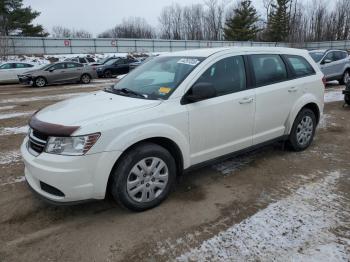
<box><xmin>112</xmin><ymin>56</ymin><xmax>204</xmax><ymax>100</ymax></box>
<box><xmin>100</xmin><ymin>57</ymin><xmax>117</xmax><ymax>64</ymax></box>
<box><xmin>309</xmin><ymin>51</ymin><xmax>325</xmax><ymax>62</ymax></box>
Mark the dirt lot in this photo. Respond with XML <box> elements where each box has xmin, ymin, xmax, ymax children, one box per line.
<box><xmin>0</xmin><ymin>81</ymin><xmax>349</xmax><ymax>262</ymax></box>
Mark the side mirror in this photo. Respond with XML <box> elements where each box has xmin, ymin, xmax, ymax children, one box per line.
<box><xmin>322</xmin><ymin>59</ymin><xmax>332</xmax><ymax>65</ymax></box>
<box><xmin>183</xmin><ymin>82</ymin><xmax>216</xmax><ymax>104</ymax></box>
<box><xmin>49</xmin><ymin>68</ymin><xmax>55</xmax><ymax>72</ymax></box>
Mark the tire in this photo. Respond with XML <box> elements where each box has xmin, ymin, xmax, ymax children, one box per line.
<box><xmin>104</xmin><ymin>70</ymin><xmax>112</xmax><ymax>78</ymax></box>
<box><xmin>34</xmin><ymin>77</ymin><xmax>46</xmax><ymax>87</ymax></box>
<box><xmin>339</xmin><ymin>70</ymin><xmax>350</xmax><ymax>85</ymax></box>
<box><xmin>345</xmin><ymin>95</ymin><xmax>350</xmax><ymax>105</ymax></box>
<box><xmin>110</xmin><ymin>143</ymin><xmax>176</xmax><ymax>212</ymax></box>
<box><xmin>288</xmin><ymin>108</ymin><xmax>317</xmax><ymax>152</ymax></box>
<box><xmin>80</xmin><ymin>74</ymin><xmax>91</xmax><ymax>84</ymax></box>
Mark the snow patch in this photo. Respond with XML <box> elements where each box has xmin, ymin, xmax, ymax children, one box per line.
<box><xmin>0</xmin><ymin>150</ymin><xmax>22</xmax><ymax>165</ymax></box>
<box><xmin>0</xmin><ymin>111</ymin><xmax>34</xmax><ymax>120</ymax></box>
<box><xmin>0</xmin><ymin>176</ymin><xmax>25</xmax><ymax>186</ymax></box>
<box><xmin>0</xmin><ymin>105</ymin><xmax>16</xmax><ymax>111</ymax></box>
<box><xmin>0</xmin><ymin>92</ymin><xmax>88</xmax><ymax>104</ymax></box>
<box><xmin>177</xmin><ymin>171</ymin><xmax>349</xmax><ymax>262</ymax></box>
<box><xmin>0</xmin><ymin>126</ymin><xmax>28</xmax><ymax>136</ymax></box>
<box><xmin>324</xmin><ymin>90</ymin><xmax>344</xmax><ymax>103</ymax></box>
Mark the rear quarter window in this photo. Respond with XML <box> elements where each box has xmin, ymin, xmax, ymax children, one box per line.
<box><xmin>285</xmin><ymin>55</ymin><xmax>315</xmax><ymax>78</ymax></box>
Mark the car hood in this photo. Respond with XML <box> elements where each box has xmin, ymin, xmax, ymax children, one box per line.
<box><xmin>35</xmin><ymin>91</ymin><xmax>162</xmax><ymax>127</ymax></box>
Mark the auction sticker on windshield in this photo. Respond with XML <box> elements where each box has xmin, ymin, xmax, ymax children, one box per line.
<box><xmin>159</xmin><ymin>87</ymin><xmax>172</xmax><ymax>95</ymax></box>
<box><xmin>177</xmin><ymin>58</ymin><xmax>200</xmax><ymax>66</ymax></box>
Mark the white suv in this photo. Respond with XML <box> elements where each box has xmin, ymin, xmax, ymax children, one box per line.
<box><xmin>21</xmin><ymin>47</ymin><xmax>325</xmax><ymax>211</ymax></box>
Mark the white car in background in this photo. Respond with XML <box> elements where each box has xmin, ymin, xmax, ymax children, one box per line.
<box><xmin>0</xmin><ymin>62</ymin><xmax>38</xmax><ymax>84</ymax></box>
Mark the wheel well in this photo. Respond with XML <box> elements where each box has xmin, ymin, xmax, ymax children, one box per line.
<box><xmin>301</xmin><ymin>103</ymin><xmax>320</xmax><ymax>124</ymax></box>
<box><xmin>106</xmin><ymin>137</ymin><xmax>184</xmax><ymax>196</ymax></box>
<box><xmin>81</xmin><ymin>73</ymin><xmax>91</xmax><ymax>78</ymax></box>
<box><xmin>35</xmin><ymin>76</ymin><xmax>47</xmax><ymax>82</ymax></box>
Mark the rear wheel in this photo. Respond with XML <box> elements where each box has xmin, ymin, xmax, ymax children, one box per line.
<box><xmin>104</xmin><ymin>70</ymin><xmax>112</xmax><ymax>78</ymax></box>
<box><xmin>288</xmin><ymin>108</ymin><xmax>316</xmax><ymax>151</ymax></box>
<box><xmin>34</xmin><ymin>77</ymin><xmax>46</xmax><ymax>87</ymax></box>
<box><xmin>339</xmin><ymin>70</ymin><xmax>350</xmax><ymax>85</ymax></box>
<box><xmin>80</xmin><ymin>74</ymin><xmax>91</xmax><ymax>84</ymax></box>
<box><xmin>110</xmin><ymin>143</ymin><xmax>176</xmax><ymax>212</ymax></box>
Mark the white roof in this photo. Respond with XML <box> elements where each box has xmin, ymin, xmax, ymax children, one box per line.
<box><xmin>163</xmin><ymin>47</ymin><xmax>309</xmax><ymax>58</ymax></box>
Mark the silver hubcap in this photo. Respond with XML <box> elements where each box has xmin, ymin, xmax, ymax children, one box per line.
<box><xmin>296</xmin><ymin>116</ymin><xmax>313</xmax><ymax>146</ymax></box>
<box><xmin>126</xmin><ymin>157</ymin><xmax>169</xmax><ymax>203</ymax></box>
<box><xmin>36</xmin><ymin>78</ymin><xmax>45</xmax><ymax>87</ymax></box>
<box><xmin>344</xmin><ymin>72</ymin><xmax>350</xmax><ymax>84</ymax></box>
<box><xmin>82</xmin><ymin>75</ymin><xmax>90</xmax><ymax>83</ymax></box>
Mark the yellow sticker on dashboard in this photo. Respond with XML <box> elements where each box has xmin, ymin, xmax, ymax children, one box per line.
<box><xmin>159</xmin><ymin>87</ymin><xmax>171</xmax><ymax>94</ymax></box>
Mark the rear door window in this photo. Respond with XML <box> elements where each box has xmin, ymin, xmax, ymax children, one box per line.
<box><xmin>285</xmin><ymin>55</ymin><xmax>315</xmax><ymax>78</ymax></box>
<box><xmin>86</xmin><ymin>57</ymin><xmax>95</xmax><ymax>62</ymax></box>
<box><xmin>250</xmin><ymin>54</ymin><xmax>288</xmax><ymax>86</ymax></box>
<box><xmin>79</xmin><ymin>58</ymin><xmax>86</xmax><ymax>64</ymax></box>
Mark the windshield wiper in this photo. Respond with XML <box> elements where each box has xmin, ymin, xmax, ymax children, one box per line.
<box><xmin>114</xmin><ymin>88</ymin><xmax>147</xmax><ymax>99</ymax></box>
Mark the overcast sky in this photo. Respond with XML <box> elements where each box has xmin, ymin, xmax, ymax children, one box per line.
<box><xmin>23</xmin><ymin>0</ymin><xmax>265</xmax><ymax>36</ymax></box>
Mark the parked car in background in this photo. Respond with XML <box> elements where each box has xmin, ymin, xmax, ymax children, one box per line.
<box><xmin>95</xmin><ymin>57</ymin><xmax>119</xmax><ymax>66</ymax></box>
<box><xmin>18</xmin><ymin>62</ymin><xmax>97</xmax><ymax>87</ymax></box>
<box><xmin>96</xmin><ymin>57</ymin><xmax>139</xmax><ymax>78</ymax></box>
<box><xmin>21</xmin><ymin>47</ymin><xmax>324</xmax><ymax>211</ymax></box>
<box><xmin>0</xmin><ymin>62</ymin><xmax>38</xmax><ymax>84</ymax></box>
<box><xmin>309</xmin><ymin>49</ymin><xmax>350</xmax><ymax>85</ymax></box>
<box><xmin>65</xmin><ymin>56</ymin><xmax>96</xmax><ymax>65</ymax></box>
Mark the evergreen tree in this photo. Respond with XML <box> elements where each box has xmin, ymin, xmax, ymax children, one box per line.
<box><xmin>0</xmin><ymin>0</ymin><xmax>48</xmax><ymax>36</ymax></box>
<box><xmin>266</xmin><ymin>0</ymin><xmax>290</xmax><ymax>42</ymax></box>
<box><xmin>224</xmin><ymin>0</ymin><xmax>260</xmax><ymax>41</ymax></box>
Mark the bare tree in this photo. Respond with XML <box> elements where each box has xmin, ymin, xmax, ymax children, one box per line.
<box><xmin>52</xmin><ymin>26</ymin><xmax>92</xmax><ymax>38</ymax></box>
<box><xmin>99</xmin><ymin>17</ymin><xmax>155</xmax><ymax>39</ymax></box>
<box><xmin>204</xmin><ymin>0</ymin><xmax>225</xmax><ymax>40</ymax></box>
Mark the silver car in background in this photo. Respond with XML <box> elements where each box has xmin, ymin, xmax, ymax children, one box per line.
<box><xmin>309</xmin><ymin>49</ymin><xmax>350</xmax><ymax>85</ymax></box>
<box><xmin>18</xmin><ymin>62</ymin><xmax>97</xmax><ymax>87</ymax></box>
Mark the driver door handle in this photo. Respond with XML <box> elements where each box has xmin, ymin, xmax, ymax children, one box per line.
<box><xmin>239</xmin><ymin>97</ymin><xmax>254</xmax><ymax>104</ymax></box>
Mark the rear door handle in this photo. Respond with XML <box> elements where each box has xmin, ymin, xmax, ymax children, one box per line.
<box><xmin>239</xmin><ymin>97</ymin><xmax>254</xmax><ymax>104</ymax></box>
<box><xmin>288</xmin><ymin>87</ymin><xmax>297</xmax><ymax>93</ymax></box>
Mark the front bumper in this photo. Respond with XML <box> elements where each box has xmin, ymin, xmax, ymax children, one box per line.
<box><xmin>18</xmin><ymin>75</ymin><xmax>33</xmax><ymax>85</ymax></box>
<box><xmin>21</xmin><ymin>137</ymin><xmax>122</xmax><ymax>203</ymax></box>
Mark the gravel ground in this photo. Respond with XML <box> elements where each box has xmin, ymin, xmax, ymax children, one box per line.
<box><xmin>0</xmin><ymin>81</ymin><xmax>349</xmax><ymax>262</ymax></box>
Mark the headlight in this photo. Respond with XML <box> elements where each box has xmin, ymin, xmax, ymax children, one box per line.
<box><xmin>45</xmin><ymin>133</ymin><xmax>100</xmax><ymax>156</ymax></box>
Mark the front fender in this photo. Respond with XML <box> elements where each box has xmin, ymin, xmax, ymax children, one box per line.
<box><xmin>285</xmin><ymin>93</ymin><xmax>323</xmax><ymax>135</ymax></box>
<box><xmin>105</xmin><ymin>123</ymin><xmax>190</xmax><ymax>169</ymax></box>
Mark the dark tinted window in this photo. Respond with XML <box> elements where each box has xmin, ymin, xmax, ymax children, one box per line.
<box><xmin>79</xmin><ymin>58</ymin><xmax>86</xmax><ymax>63</ymax></box>
<box><xmin>285</xmin><ymin>55</ymin><xmax>315</xmax><ymax>77</ymax></box>
<box><xmin>251</xmin><ymin>54</ymin><xmax>287</xmax><ymax>86</ymax></box>
<box><xmin>86</xmin><ymin>57</ymin><xmax>95</xmax><ymax>62</ymax></box>
<box><xmin>50</xmin><ymin>63</ymin><xmax>65</xmax><ymax>70</ymax></box>
<box><xmin>324</xmin><ymin>52</ymin><xmax>336</xmax><ymax>62</ymax></box>
<box><xmin>16</xmin><ymin>63</ymin><xmax>33</xmax><ymax>68</ymax></box>
<box><xmin>66</xmin><ymin>63</ymin><xmax>79</xmax><ymax>68</ymax></box>
<box><xmin>0</xmin><ymin>63</ymin><xmax>14</xmax><ymax>69</ymax></box>
<box><xmin>194</xmin><ymin>56</ymin><xmax>246</xmax><ymax>97</ymax></box>
<box><xmin>334</xmin><ymin>51</ymin><xmax>347</xmax><ymax>60</ymax></box>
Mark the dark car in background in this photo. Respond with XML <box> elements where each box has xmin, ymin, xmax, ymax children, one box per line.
<box><xmin>96</xmin><ymin>57</ymin><xmax>139</xmax><ymax>78</ymax></box>
<box><xmin>18</xmin><ymin>62</ymin><xmax>97</xmax><ymax>87</ymax></box>
<box><xmin>65</xmin><ymin>56</ymin><xmax>96</xmax><ymax>65</ymax></box>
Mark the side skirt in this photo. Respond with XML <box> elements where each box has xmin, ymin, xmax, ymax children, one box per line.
<box><xmin>183</xmin><ymin>135</ymin><xmax>289</xmax><ymax>174</ymax></box>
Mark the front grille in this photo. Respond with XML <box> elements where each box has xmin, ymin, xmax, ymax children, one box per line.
<box><xmin>28</xmin><ymin>128</ymin><xmax>47</xmax><ymax>155</ymax></box>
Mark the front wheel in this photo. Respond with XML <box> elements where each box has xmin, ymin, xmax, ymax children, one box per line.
<box><xmin>288</xmin><ymin>108</ymin><xmax>316</xmax><ymax>151</ymax></box>
<box><xmin>110</xmin><ymin>143</ymin><xmax>176</xmax><ymax>212</ymax></box>
<box><xmin>104</xmin><ymin>70</ymin><xmax>112</xmax><ymax>78</ymax></box>
<box><xmin>34</xmin><ymin>77</ymin><xmax>46</xmax><ymax>87</ymax></box>
<box><xmin>80</xmin><ymin>74</ymin><xmax>91</xmax><ymax>84</ymax></box>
